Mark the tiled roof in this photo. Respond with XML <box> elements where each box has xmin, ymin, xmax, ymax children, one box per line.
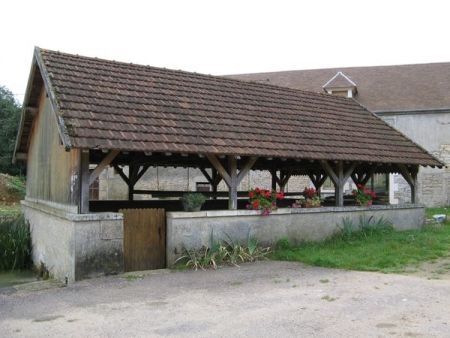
<box><xmin>229</xmin><ymin>63</ymin><xmax>450</xmax><ymax>112</ymax></box>
<box><xmin>17</xmin><ymin>47</ymin><xmax>442</xmax><ymax>167</ymax></box>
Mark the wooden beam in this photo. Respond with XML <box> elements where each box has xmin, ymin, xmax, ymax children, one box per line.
<box><xmin>112</xmin><ymin>164</ymin><xmax>130</xmax><ymax>185</ymax></box>
<box><xmin>398</xmin><ymin>164</ymin><xmax>419</xmax><ymax>203</ymax></box>
<box><xmin>236</xmin><ymin>156</ymin><xmax>258</xmax><ymax>184</ymax></box>
<box><xmin>206</xmin><ymin>154</ymin><xmax>232</xmax><ymax>187</ymax></box>
<box><xmin>89</xmin><ymin>150</ymin><xmax>120</xmax><ymax>185</ymax></box>
<box><xmin>320</xmin><ymin>160</ymin><xmax>338</xmax><ymax>184</ymax></box>
<box><xmin>307</xmin><ymin>172</ymin><xmax>328</xmax><ymax>191</ymax></box>
<box><xmin>26</xmin><ymin>106</ymin><xmax>39</xmax><ymax>116</ymax></box>
<box><xmin>199</xmin><ymin>167</ymin><xmax>223</xmax><ymax>190</ymax></box>
<box><xmin>277</xmin><ymin>169</ymin><xmax>293</xmax><ymax>190</ymax></box>
<box><xmin>135</xmin><ymin>165</ymin><xmax>150</xmax><ymax>183</ymax></box>
<box><xmin>199</xmin><ymin>167</ymin><xmax>214</xmax><ymax>186</ymax></box>
<box><xmin>351</xmin><ymin>165</ymin><xmax>378</xmax><ymax>186</ymax></box>
<box><xmin>15</xmin><ymin>152</ymin><xmax>28</xmax><ymax>161</ymax></box>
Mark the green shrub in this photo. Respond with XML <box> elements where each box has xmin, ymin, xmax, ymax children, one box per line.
<box><xmin>277</xmin><ymin>237</ymin><xmax>292</xmax><ymax>250</ymax></box>
<box><xmin>0</xmin><ymin>214</ymin><xmax>32</xmax><ymax>271</ymax></box>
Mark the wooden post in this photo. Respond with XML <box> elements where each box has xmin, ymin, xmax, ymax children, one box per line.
<box><xmin>80</xmin><ymin>149</ymin><xmax>90</xmax><ymax>214</ymax></box>
<box><xmin>350</xmin><ymin>165</ymin><xmax>378</xmax><ymax>186</ymax></box>
<box><xmin>206</xmin><ymin>154</ymin><xmax>258</xmax><ymax>210</ymax></box>
<box><xmin>336</xmin><ymin>162</ymin><xmax>345</xmax><ymax>206</ymax></box>
<box><xmin>307</xmin><ymin>172</ymin><xmax>328</xmax><ymax>194</ymax></box>
<box><xmin>271</xmin><ymin>169</ymin><xmax>277</xmax><ymax>190</ymax></box>
<box><xmin>229</xmin><ymin>156</ymin><xmax>238</xmax><ymax>210</ymax></box>
<box><xmin>321</xmin><ymin>161</ymin><xmax>357</xmax><ymax>207</ymax></box>
<box><xmin>200</xmin><ymin>167</ymin><xmax>222</xmax><ymax>199</ymax></box>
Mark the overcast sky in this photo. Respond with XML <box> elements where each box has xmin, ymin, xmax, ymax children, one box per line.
<box><xmin>2</xmin><ymin>0</ymin><xmax>450</xmax><ymax>103</ymax></box>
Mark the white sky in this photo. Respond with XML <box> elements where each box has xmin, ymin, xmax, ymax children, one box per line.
<box><xmin>2</xmin><ymin>0</ymin><xmax>450</xmax><ymax>104</ymax></box>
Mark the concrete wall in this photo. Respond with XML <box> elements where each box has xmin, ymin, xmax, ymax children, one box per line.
<box><xmin>166</xmin><ymin>205</ymin><xmax>425</xmax><ymax>267</ymax></box>
<box><xmin>22</xmin><ymin>199</ymin><xmax>124</xmax><ymax>283</ymax></box>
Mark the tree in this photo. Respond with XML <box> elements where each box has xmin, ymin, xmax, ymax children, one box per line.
<box><xmin>0</xmin><ymin>86</ymin><xmax>24</xmax><ymax>176</ymax></box>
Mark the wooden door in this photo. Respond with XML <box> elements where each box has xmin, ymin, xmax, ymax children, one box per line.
<box><xmin>120</xmin><ymin>208</ymin><xmax>166</xmax><ymax>272</ymax></box>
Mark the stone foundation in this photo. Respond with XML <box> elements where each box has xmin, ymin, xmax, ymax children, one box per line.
<box><xmin>22</xmin><ymin>199</ymin><xmax>123</xmax><ymax>283</ymax></box>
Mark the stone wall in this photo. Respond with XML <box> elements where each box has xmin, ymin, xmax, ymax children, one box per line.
<box><xmin>166</xmin><ymin>205</ymin><xmax>425</xmax><ymax>267</ymax></box>
<box><xmin>100</xmin><ymin>167</ymin><xmax>311</xmax><ymax>200</ymax></box>
<box><xmin>379</xmin><ymin>112</ymin><xmax>450</xmax><ymax>207</ymax></box>
<box><xmin>22</xmin><ymin>199</ymin><xmax>124</xmax><ymax>283</ymax></box>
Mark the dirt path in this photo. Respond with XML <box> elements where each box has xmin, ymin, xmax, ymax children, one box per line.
<box><xmin>401</xmin><ymin>256</ymin><xmax>450</xmax><ymax>280</ymax></box>
<box><xmin>1</xmin><ymin>261</ymin><xmax>449</xmax><ymax>337</ymax></box>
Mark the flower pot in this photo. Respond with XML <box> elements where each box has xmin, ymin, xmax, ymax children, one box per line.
<box><xmin>181</xmin><ymin>200</ymin><xmax>203</xmax><ymax>212</ymax></box>
<box><xmin>304</xmin><ymin>202</ymin><xmax>321</xmax><ymax>208</ymax></box>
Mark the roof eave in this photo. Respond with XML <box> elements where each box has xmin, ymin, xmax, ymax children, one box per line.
<box><xmin>12</xmin><ymin>53</ymin><xmax>39</xmax><ymax>163</ymax></box>
<box><xmin>34</xmin><ymin>47</ymin><xmax>73</xmax><ymax>150</ymax></box>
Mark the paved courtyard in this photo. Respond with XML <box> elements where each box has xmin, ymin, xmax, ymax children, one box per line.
<box><xmin>1</xmin><ymin>261</ymin><xmax>449</xmax><ymax>337</ymax></box>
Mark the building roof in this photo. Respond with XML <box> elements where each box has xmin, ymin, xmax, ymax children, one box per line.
<box><xmin>14</xmin><ymin>47</ymin><xmax>442</xmax><ymax>167</ymax></box>
<box><xmin>229</xmin><ymin>62</ymin><xmax>450</xmax><ymax>112</ymax></box>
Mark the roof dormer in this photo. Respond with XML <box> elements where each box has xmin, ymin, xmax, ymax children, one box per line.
<box><xmin>323</xmin><ymin>71</ymin><xmax>357</xmax><ymax>98</ymax></box>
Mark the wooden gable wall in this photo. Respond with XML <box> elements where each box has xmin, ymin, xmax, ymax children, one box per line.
<box><xmin>26</xmin><ymin>88</ymin><xmax>82</xmax><ymax>210</ymax></box>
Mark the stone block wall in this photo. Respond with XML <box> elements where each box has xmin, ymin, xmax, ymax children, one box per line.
<box><xmin>100</xmin><ymin>167</ymin><xmax>312</xmax><ymax>201</ymax></box>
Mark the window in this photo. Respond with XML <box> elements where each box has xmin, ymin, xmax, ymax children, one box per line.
<box><xmin>196</xmin><ymin>182</ymin><xmax>211</xmax><ymax>192</ymax></box>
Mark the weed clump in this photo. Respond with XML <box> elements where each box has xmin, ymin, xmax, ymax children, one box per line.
<box><xmin>175</xmin><ymin>234</ymin><xmax>271</xmax><ymax>270</ymax></box>
<box><xmin>0</xmin><ymin>214</ymin><xmax>32</xmax><ymax>271</ymax></box>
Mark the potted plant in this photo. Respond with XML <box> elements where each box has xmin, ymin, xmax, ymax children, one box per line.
<box><xmin>180</xmin><ymin>192</ymin><xmax>206</xmax><ymax>212</ymax></box>
<box><xmin>246</xmin><ymin>187</ymin><xmax>284</xmax><ymax>215</ymax></box>
<box><xmin>292</xmin><ymin>187</ymin><xmax>323</xmax><ymax>208</ymax></box>
<box><xmin>352</xmin><ymin>184</ymin><xmax>376</xmax><ymax>206</ymax></box>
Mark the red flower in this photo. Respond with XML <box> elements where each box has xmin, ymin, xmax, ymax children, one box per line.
<box><xmin>276</xmin><ymin>191</ymin><xmax>284</xmax><ymax>199</ymax></box>
<box><xmin>248</xmin><ymin>191</ymin><xmax>255</xmax><ymax>198</ymax></box>
<box><xmin>252</xmin><ymin>200</ymin><xmax>260</xmax><ymax>207</ymax></box>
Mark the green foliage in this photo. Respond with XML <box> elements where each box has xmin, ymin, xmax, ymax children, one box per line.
<box><xmin>5</xmin><ymin>175</ymin><xmax>26</xmax><ymax>198</ymax></box>
<box><xmin>180</xmin><ymin>193</ymin><xmax>206</xmax><ymax>211</ymax></box>
<box><xmin>0</xmin><ymin>214</ymin><xmax>32</xmax><ymax>271</ymax></box>
<box><xmin>175</xmin><ymin>233</ymin><xmax>271</xmax><ymax>270</ymax></box>
<box><xmin>0</xmin><ymin>86</ymin><xmax>24</xmax><ymax>176</ymax></box>
<box><xmin>271</xmin><ymin>219</ymin><xmax>450</xmax><ymax>274</ymax></box>
<box><xmin>276</xmin><ymin>237</ymin><xmax>292</xmax><ymax>250</ymax></box>
<box><xmin>337</xmin><ymin>215</ymin><xmax>393</xmax><ymax>241</ymax></box>
<box><xmin>338</xmin><ymin>217</ymin><xmax>356</xmax><ymax>240</ymax></box>
<box><xmin>425</xmin><ymin>206</ymin><xmax>449</xmax><ymax>225</ymax></box>
<box><xmin>357</xmin><ymin>215</ymin><xmax>394</xmax><ymax>237</ymax></box>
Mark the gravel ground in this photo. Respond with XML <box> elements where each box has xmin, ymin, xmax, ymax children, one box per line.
<box><xmin>1</xmin><ymin>261</ymin><xmax>449</xmax><ymax>338</ymax></box>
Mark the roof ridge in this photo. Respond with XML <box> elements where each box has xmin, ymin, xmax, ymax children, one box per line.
<box><xmin>38</xmin><ymin>47</ymin><xmax>354</xmax><ymax>106</ymax></box>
